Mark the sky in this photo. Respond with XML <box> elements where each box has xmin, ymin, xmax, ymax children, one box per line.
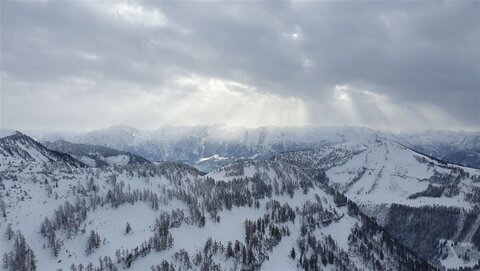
<box><xmin>1</xmin><ymin>0</ymin><xmax>479</xmax><ymax>132</ymax></box>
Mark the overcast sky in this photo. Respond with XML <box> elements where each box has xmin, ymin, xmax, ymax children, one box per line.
<box><xmin>1</xmin><ymin>0</ymin><xmax>479</xmax><ymax>132</ymax></box>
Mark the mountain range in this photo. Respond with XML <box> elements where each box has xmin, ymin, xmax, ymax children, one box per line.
<box><xmin>16</xmin><ymin>124</ymin><xmax>479</xmax><ymax>172</ymax></box>
<box><xmin>1</xmin><ymin>126</ymin><xmax>480</xmax><ymax>270</ymax></box>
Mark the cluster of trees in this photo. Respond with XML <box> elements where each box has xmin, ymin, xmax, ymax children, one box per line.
<box><xmin>53</xmin><ymin>196</ymin><xmax>88</xmax><ymax>235</ymax></box>
<box><xmin>114</xmin><ymin>241</ymin><xmax>153</xmax><ymax>268</ymax></box>
<box><xmin>134</xmin><ymin>238</ymin><xmax>227</xmax><ymax>270</ymax></box>
<box><xmin>29</xmin><ymin>162</ymin><xmax>196</xmax><ymax>266</ymax></box>
<box><xmin>197</xmin><ymin>238</ymin><xmax>228</xmax><ymax>270</ymax></box>
<box><xmin>150</xmin><ymin>261</ymin><xmax>175</xmax><ymax>271</ymax></box>
<box><xmin>333</xmin><ymin>191</ymin><xmax>348</xmax><ymax>207</ymax></box>
<box><xmin>275</xmin><ymin>146</ymin><xmax>366</xmax><ymax>172</ymax></box>
<box><xmin>74</xmin><ymin>177</ymin><xmax>99</xmax><ymax>197</ymax></box>
<box><xmin>346</xmin><ymin>202</ymin><xmax>438</xmax><ymax>271</ymax></box>
<box><xmin>151</xmin><ymin>213</ymin><xmax>174</xmax><ymax>252</ymax></box>
<box><xmin>140</xmin><ymin>211</ymin><xmax>292</xmax><ymax>270</ymax></box>
<box><xmin>472</xmin><ymin>175</ymin><xmax>480</xmax><ymax>183</ymax></box>
<box><xmin>86</xmin><ymin>230</ymin><xmax>102</xmax><ymax>255</ymax></box>
<box><xmin>294</xmin><ymin>184</ymin><xmax>436</xmax><ymax>271</ymax></box>
<box><xmin>287</xmin><ymin>198</ymin><xmax>436</xmax><ymax>271</ymax></box>
<box><xmin>349</xmin><ymin>219</ymin><xmax>435</xmax><ymax>271</ymax></box>
<box><xmin>101</xmin><ymin>178</ymin><xmax>167</xmax><ymax>210</ymax></box>
<box><xmin>222</xmin><ymin>162</ymin><xmax>245</xmax><ymax>177</ymax></box>
<box><xmin>225</xmin><ymin>240</ymin><xmax>250</xmax><ymax>264</ymax></box>
<box><xmin>404</xmin><ymin>169</ymin><xmax>472</xmax><ymax>200</ymax></box>
<box><xmin>69</xmin><ymin>256</ymin><xmax>117</xmax><ymax>271</ymax></box>
<box><xmin>408</xmin><ymin>184</ymin><xmax>447</xmax><ymax>199</ymax></box>
<box><xmin>114</xmin><ymin>162</ymin><xmax>201</xmax><ymax>184</ymax></box>
<box><xmin>155</xmin><ymin>208</ymin><xmax>185</xmax><ymax>228</ymax></box>
<box><xmin>265</xmin><ymin>199</ymin><xmax>296</xmax><ymax>223</ymax></box>
<box><xmin>149</xmin><ymin>236</ymin><xmax>262</xmax><ymax>271</ymax></box>
<box><xmin>39</xmin><ymin>196</ymin><xmax>89</xmax><ymax>256</ymax></box>
<box><xmin>295</xmin><ymin>234</ymin><xmax>358</xmax><ymax>271</ymax></box>
<box><xmin>245</xmin><ymin>215</ymin><xmax>290</xmax><ymax>250</ymax></box>
<box><xmin>2</xmin><ymin>231</ymin><xmax>37</xmax><ymax>271</ymax></box>
<box><xmin>173</xmin><ymin>163</ymin><xmax>318</xmax><ymax>227</ymax></box>
<box><xmin>39</xmin><ymin>217</ymin><xmax>62</xmax><ymax>257</ymax></box>
<box><xmin>299</xmin><ymin>199</ymin><xmax>339</xmax><ymax>236</ymax></box>
<box><xmin>0</xmin><ymin>172</ymin><xmax>19</xmax><ymax>183</ymax></box>
<box><xmin>110</xmin><ymin>210</ymin><xmax>178</xmax><ymax>268</ymax></box>
<box><xmin>465</xmin><ymin>186</ymin><xmax>480</xmax><ymax>204</ymax></box>
<box><xmin>447</xmin><ymin>262</ymin><xmax>480</xmax><ymax>271</ymax></box>
<box><xmin>0</xmin><ymin>198</ymin><xmax>6</xmax><ymax>217</ymax></box>
<box><xmin>429</xmin><ymin>170</ymin><xmax>464</xmax><ymax>187</ymax></box>
<box><xmin>384</xmin><ymin>204</ymin><xmax>475</xmax><ymax>260</ymax></box>
<box><xmin>39</xmin><ymin>176</ymin><xmax>173</xmax><ymax>257</ymax></box>
<box><xmin>172</xmin><ymin>249</ymin><xmax>191</xmax><ymax>270</ymax></box>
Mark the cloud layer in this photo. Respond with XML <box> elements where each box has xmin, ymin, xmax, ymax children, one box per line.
<box><xmin>1</xmin><ymin>0</ymin><xmax>478</xmax><ymax>131</ymax></box>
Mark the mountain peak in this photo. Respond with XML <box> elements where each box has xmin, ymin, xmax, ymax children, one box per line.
<box><xmin>104</xmin><ymin>125</ymin><xmax>139</xmax><ymax>134</ymax></box>
<box><xmin>0</xmin><ymin>131</ymin><xmax>86</xmax><ymax>169</ymax></box>
<box><xmin>2</xmin><ymin>130</ymin><xmax>37</xmax><ymax>143</ymax></box>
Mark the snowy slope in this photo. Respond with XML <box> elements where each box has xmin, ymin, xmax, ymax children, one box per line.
<box><xmin>276</xmin><ymin>138</ymin><xmax>480</xmax><ymax>208</ymax></box>
<box><xmin>394</xmin><ymin>130</ymin><xmax>480</xmax><ymax>168</ymax></box>
<box><xmin>0</xmin><ymin>134</ymin><xmax>435</xmax><ymax>271</ymax></box>
<box><xmin>44</xmin><ymin>139</ymin><xmax>151</xmax><ymax>168</ymax></box>
<box><xmin>275</xmin><ymin>137</ymin><xmax>480</xmax><ymax>267</ymax></box>
<box><xmin>0</xmin><ymin>131</ymin><xmax>86</xmax><ymax>171</ymax></box>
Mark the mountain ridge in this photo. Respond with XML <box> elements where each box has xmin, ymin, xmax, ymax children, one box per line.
<box><xmin>0</xmin><ymin>131</ymin><xmax>87</xmax><ymax>169</ymax></box>
<box><xmin>44</xmin><ymin>139</ymin><xmax>151</xmax><ymax>168</ymax></box>
<box><xmin>17</xmin><ymin>125</ymin><xmax>479</xmax><ymax>171</ymax></box>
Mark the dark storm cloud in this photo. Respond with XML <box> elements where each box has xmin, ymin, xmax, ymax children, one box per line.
<box><xmin>1</xmin><ymin>0</ymin><xmax>478</xmax><ymax>130</ymax></box>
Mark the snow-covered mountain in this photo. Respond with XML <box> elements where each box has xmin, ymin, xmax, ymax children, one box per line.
<box><xmin>44</xmin><ymin>140</ymin><xmax>151</xmax><ymax>167</ymax></box>
<box><xmin>276</xmin><ymin>139</ymin><xmax>479</xmax><ymax>208</ymax></box>
<box><xmin>275</xmin><ymin>137</ymin><xmax>480</xmax><ymax>268</ymax></box>
<box><xmin>0</xmin><ymin>131</ymin><xmax>86</xmax><ymax>170</ymax></box>
<box><xmin>0</xmin><ymin>132</ymin><xmax>437</xmax><ymax>271</ymax></box>
<box><xmin>396</xmin><ymin>130</ymin><xmax>480</xmax><ymax>169</ymax></box>
<box><xmin>3</xmin><ymin>129</ymin><xmax>480</xmax><ymax>270</ymax></box>
<box><xmin>50</xmin><ymin>125</ymin><xmax>383</xmax><ymax>172</ymax></box>
<box><xmin>30</xmin><ymin>125</ymin><xmax>480</xmax><ymax>172</ymax></box>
